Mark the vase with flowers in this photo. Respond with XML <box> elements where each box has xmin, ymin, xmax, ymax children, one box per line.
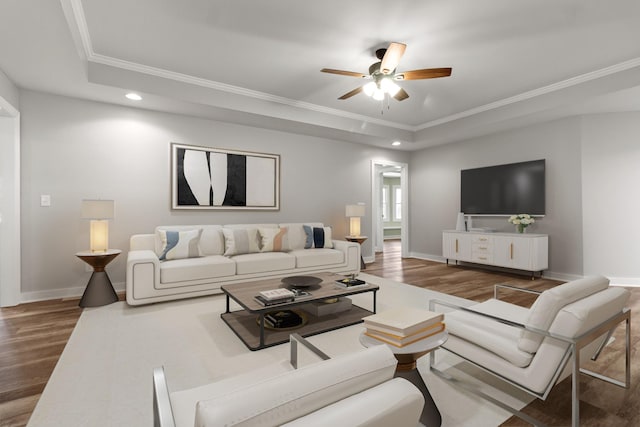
<box><xmin>508</xmin><ymin>214</ymin><xmax>535</xmax><ymax>233</ymax></box>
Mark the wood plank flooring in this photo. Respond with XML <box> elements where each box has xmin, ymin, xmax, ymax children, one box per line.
<box><xmin>0</xmin><ymin>240</ymin><xmax>637</xmax><ymax>426</ymax></box>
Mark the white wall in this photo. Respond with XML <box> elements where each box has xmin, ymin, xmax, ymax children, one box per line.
<box><xmin>19</xmin><ymin>90</ymin><xmax>409</xmax><ymax>300</ymax></box>
<box><xmin>409</xmin><ymin>117</ymin><xmax>585</xmax><ymax>279</ymax></box>
<box><xmin>0</xmin><ymin>69</ymin><xmax>21</xmax><ymax>307</ymax></box>
<box><xmin>581</xmin><ymin>112</ymin><xmax>640</xmax><ymax>284</ymax></box>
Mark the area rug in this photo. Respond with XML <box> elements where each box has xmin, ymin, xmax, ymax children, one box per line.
<box><xmin>27</xmin><ymin>273</ymin><xmax>532</xmax><ymax>427</ymax></box>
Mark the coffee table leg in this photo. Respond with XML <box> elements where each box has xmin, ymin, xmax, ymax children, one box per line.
<box><xmin>373</xmin><ymin>290</ymin><xmax>377</xmax><ymax>313</ymax></box>
<box><xmin>395</xmin><ymin>368</ymin><xmax>442</xmax><ymax>427</ymax></box>
<box><xmin>225</xmin><ymin>294</ymin><xmax>230</xmax><ymax>313</ymax></box>
<box><xmin>259</xmin><ymin>314</ymin><xmax>265</xmax><ymax>348</ymax></box>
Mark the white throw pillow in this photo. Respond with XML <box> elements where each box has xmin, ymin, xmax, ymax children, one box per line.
<box><xmin>259</xmin><ymin>227</ymin><xmax>291</xmax><ymax>252</ymax></box>
<box><xmin>223</xmin><ymin>228</ymin><xmax>261</xmax><ymax>256</ymax></box>
<box><xmin>157</xmin><ymin>229</ymin><xmax>202</xmax><ymax>261</ymax></box>
<box><xmin>303</xmin><ymin>225</ymin><xmax>334</xmax><ymax>249</ymax></box>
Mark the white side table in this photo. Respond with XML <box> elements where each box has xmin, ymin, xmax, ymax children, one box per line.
<box><xmin>76</xmin><ymin>249</ymin><xmax>121</xmax><ymax>308</ymax></box>
<box><xmin>360</xmin><ymin>330</ymin><xmax>448</xmax><ymax>427</ymax></box>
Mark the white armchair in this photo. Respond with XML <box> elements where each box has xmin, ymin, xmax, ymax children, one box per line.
<box><xmin>429</xmin><ymin>275</ymin><xmax>630</xmax><ymax>427</ymax></box>
<box><xmin>153</xmin><ymin>334</ymin><xmax>425</xmax><ymax>427</ymax></box>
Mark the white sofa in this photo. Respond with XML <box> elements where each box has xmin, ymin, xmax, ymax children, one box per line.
<box><xmin>153</xmin><ymin>334</ymin><xmax>425</xmax><ymax>427</ymax></box>
<box><xmin>126</xmin><ymin>223</ymin><xmax>360</xmax><ymax>306</ymax></box>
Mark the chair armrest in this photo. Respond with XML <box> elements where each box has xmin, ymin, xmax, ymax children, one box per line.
<box><xmin>153</xmin><ymin>366</ymin><xmax>176</xmax><ymax>427</ymax></box>
<box><xmin>494</xmin><ymin>283</ymin><xmax>542</xmax><ymax>299</ymax></box>
<box><xmin>289</xmin><ymin>333</ymin><xmax>330</xmax><ymax>369</ymax></box>
<box><xmin>429</xmin><ymin>298</ymin><xmax>572</xmax><ymax>344</ymax></box>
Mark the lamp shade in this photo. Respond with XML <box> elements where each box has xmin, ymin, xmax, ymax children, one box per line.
<box><xmin>345</xmin><ymin>204</ymin><xmax>365</xmax><ymax>217</ymax></box>
<box><xmin>81</xmin><ymin>200</ymin><xmax>115</xmax><ymax>219</ymax></box>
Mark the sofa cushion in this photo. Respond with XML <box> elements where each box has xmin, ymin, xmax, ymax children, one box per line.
<box><xmin>259</xmin><ymin>227</ymin><xmax>291</xmax><ymax>252</ymax></box>
<box><xmin>279</xmin><ymin>223</ymin><xmax>324</xmax><ymax>250</ymax></box>
<box><xmin>519</xmin><ymin>275</ymin><xmax>610</xmax><ymax>353</ymax></box>
<box><xmin>157</xmin><ymin>228</ymin><xmax>202</xmax><ymax>261</ymax></box>
<box><xmin>222</xmin><ymin>227</ymin><xmax>261</xmax><ymax>256</ymax></box>
<box><xmin>233</xmin><ymin>252</ymin><xmax>296</xmax><ymax>275</ymax></box>
<box><xmin>159</xmin><ymin>255</ymin><xmax>235</xmax><ymax>284</ymax></box>
<box><xmin>303</xmin><ymin>225</ymin><xmax>334</xmax><ymax>249</ymax></box>
<box><xmin>446</xmin><ymin>299</ymin><xmax>534</xmax><ymax>367</ymax></box>
<box><xmin>193</xmin><ymin>345</ymin><xmax>397</xmax><ymax>427</ymax></box>
<box><xmin>291</xmin><ymin>248</ymin><xmax>344</xmax><ymax>268</ymax></box>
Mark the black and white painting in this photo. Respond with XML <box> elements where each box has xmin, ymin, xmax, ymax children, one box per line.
<box><xmin>171</xmin><ymin>143</ymin><xmax>280</xmax><ymax>210</ymax></box>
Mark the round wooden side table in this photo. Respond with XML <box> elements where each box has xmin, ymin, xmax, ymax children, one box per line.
<box><xmin>360</xmin><ymin>330</ymin><xmax>448</xmax><ymax>427</ymax></box>
<box><xmin>76</xmin><ymin>249</ymin><xmax>121</xmax><ymax>308</ymax></box>
<box><xmin>345</xmin><ymin>235</ymin><xmax>367</xmax><ymax>270</ymax></box>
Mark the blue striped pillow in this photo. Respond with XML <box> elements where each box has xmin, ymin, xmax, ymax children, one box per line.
<box><xmin>303</xmin><ymin>225</ymin><xmax>333</xmax><ymax>249</ymax></box>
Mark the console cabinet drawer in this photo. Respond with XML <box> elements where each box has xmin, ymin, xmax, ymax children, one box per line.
<box><xmin>443</xmin><ymin>230</ymin><xmax>548</xmax><ymax>275</ymax></box>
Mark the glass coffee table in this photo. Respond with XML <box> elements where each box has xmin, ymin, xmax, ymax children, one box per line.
<box><xmin>221</xmin><ymin>272</ymin><xmax>378</xmax><ymax>351</ymax></box>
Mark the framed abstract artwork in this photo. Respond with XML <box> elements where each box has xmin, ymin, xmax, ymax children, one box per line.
<box><xmin>171</xmin><ymin>143</ymin><xmax>280</xmax><ymax>210</ymax></box>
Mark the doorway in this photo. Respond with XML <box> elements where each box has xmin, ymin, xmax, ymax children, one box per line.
<box><xmin>371</xmin><ymin>160</ymin><xmax>408</xmax><ymax>257</ymax></box>
<box><xmin>0</xmin><ymin>103</ymin><xmax>21</xmax><ymax>307</ymax></box>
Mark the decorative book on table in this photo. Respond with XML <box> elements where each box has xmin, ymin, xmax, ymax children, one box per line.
<box><xmin>362</xmin><ymin>307</ymin><xmax>444</xmax><ymax>336</ymax></box>
<box><xmin>335</xmin><ymin>278</ymin><xmax>367</xmax><ymax>288</ymax></box>
<box><xmin>255</xmin><ymin>288</ymin><xmax>296</xmax><ymax>306</ymax></box>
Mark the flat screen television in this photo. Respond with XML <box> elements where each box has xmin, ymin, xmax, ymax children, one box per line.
<box><xmin>460</xmin><ymin>159</ymin><xmax>545</xmax><ymax>215</ymax></box>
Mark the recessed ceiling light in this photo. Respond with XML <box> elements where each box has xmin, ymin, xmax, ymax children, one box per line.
<box><xmin>125</xmin><ymin>93</ymin><xmax>142</xmax><ymax>101</ymax></box>
<box><xmin>391</xmin><ymin>141</ymin><xmax>402</xmax><ymax>146</ymax></box>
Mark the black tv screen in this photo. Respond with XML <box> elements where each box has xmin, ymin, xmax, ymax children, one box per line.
<box><xmin>460</xmin><ymin>159</ymin><xmax>545</xmax><ymax>215</ymax></box>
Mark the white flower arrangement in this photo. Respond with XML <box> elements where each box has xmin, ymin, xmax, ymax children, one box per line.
<box><xmin>508</xmin><ymin>214</ymin><xmax>535</xmax><ymax>232</ymax></box>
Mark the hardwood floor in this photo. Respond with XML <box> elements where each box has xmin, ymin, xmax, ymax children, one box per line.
<box><xmin>0</xmin><ymin>240</ymin><xmax>636</xmax><ymax>426</ymax></box>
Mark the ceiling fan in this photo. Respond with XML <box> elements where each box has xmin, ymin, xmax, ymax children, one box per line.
<box><xmin>321</xmin><ymin>42</ymin><xmax>452</xmax><ymax>102</ymax></box>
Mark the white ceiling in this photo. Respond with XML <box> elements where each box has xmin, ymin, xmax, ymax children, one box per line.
<box><xmin>2</xmin><ymin>0</ymin><xmax>640</xmax><ymax>150</ymax></box>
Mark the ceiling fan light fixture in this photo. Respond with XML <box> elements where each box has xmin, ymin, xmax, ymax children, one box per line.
<box><xmin>380</xmin><ymin>78</ymin><xmax>401</xmax><ymax>96</ymax></box>
<box><xmin>372</xmin><ymin>88</ymin><xmax>385</xmax><ymax>101</ymax></box>
<box><xmin>363</xmin><ymin>81</ymin><xmax>377</xmax><ymax>97</ymax></box>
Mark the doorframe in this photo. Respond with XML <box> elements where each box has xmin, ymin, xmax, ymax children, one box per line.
<box><xmin>0</xmin><ymin>100</ymin><xmax>21</xmax><ymax>307</ymax></box>
<box><xmin>371</xmin><ymin>159</ymin><xmax>409</xmax><ymax>257</ymax></box>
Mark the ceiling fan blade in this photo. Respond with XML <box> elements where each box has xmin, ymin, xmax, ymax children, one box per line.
<box><xmin>338</xmin><ymin>86</ymin><xmax>363</xmax><ymax>100</ymax></box>
<box><xmin>396</xmin><ymin>67</ymin><xmax>452</xmax><ymax>80</ymax></box>
<box><xmin>380</xmin><ymin>42</ymin><xmax>407</xmax><ymax>74</ymax></box>
<box><xmin>321</xmin><ymin>68</ymin><xmax>368</xmax><ymax>78</ymax></box>
<box><xmin>393</xmin><ymin>88</ymin><xmax>409</xmax><ymax>101</ymax></box>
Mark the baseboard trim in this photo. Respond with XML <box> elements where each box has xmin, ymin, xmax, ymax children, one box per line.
<box><xmin>21</xmin><ymin>281</ymin><xmax>126</xmax><ymax>304</ymax></box>
<box><xmin>407</xmin><ymin>252</ymin><xmax>586</xmax><ymax>283</ymax></box>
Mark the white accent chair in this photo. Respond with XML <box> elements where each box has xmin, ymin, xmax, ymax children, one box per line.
<box><xmin>153</xmin><ymin>334</ymin><xmax>425</xmax><ymax>427</ymax></box>
<box><xmin>429</xmin><ymin>275</ymin><xmax>630</xmax><ymax>427</ymax></box>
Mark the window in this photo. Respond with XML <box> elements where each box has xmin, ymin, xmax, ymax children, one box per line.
<box><xmin>382</xmin><ymin>185</ymin><xmax>390</xmax><ymax>222</ymax></box>
<box><xmin>393</xmin><ymin>185</ymin><xmax>402</xmax><ymax>221</ymax></box>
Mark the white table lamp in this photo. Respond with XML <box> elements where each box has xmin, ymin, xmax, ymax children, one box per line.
<box><xmin>346</xmin><ymin>204</ymin><xmax>365</xmax><ymax>237</ymax></box>
<box><xmin>81</xmin><ymin>200</ymin><xmax>115</xmax><ymax>253</ymax></box>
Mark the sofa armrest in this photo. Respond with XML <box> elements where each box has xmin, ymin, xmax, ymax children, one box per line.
<box><xmin>282</xmin><ymin>378</ymin><xmax>424</xmax><ymax>427</ymax></box>
<box><xmin>126</xmin><ymin>250</ymin><xmax>161</xmax><ymax>305</ymax></box>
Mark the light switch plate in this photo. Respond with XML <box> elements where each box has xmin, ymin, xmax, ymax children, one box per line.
<box><xmin>40</xmin><ymin>195</ymin><xmax>51</xmax><ymax>207</ymax></box>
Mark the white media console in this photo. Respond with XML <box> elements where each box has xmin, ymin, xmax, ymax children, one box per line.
<box><xmin>442</xmin><ymin>230</ymin><xmax>548</xmax><ymax>278</ymax></box>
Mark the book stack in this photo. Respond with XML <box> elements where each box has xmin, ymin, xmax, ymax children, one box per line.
<box><xmin>254</xmin><ymin>288</ymin><xmax>295</xmax><ymax>306</ymax></box>
<box><xmin>363</xmin><ymin>307</ymin><xmax>445</xmax><ymax>348</ymax></box>
<box><xmin>264</xmin><ymin>310</ymin><xmax>303</xmax><ymax>329</ymax></box>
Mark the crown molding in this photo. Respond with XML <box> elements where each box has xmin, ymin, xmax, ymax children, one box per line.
<box><xmin>62</xmin><ymin>0</ymin><xmax>640</xmax><ymax>138</ymax></box>
<box><xmin>417</xmin><ymin>56</ymin><xmax>640</xmax><ymax>131</ymax></box>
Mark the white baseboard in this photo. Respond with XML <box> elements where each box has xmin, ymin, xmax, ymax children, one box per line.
<box><xmin>407</xmin><ymin>252</ymin><xmax>587</xmax><ymax>283</ymax></box>
<box><xmin>21</xmin><ymin>281</ymin><xmax>125</xmax><ymax>304</ymax></box>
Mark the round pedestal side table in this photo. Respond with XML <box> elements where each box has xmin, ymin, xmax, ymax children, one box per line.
<box><xmin>76</xmin><ymin>249</ymin><xmax>121</xmax><ymax>308</ymax></box>
<box><xmin>360</xmin><ymin>330</ymin><xmax>448</xmax><ymax>427</ymax></box>
<box><xmin>345</xmin><ymin>236</ymin><xmax>367</xmax><ymax>270</ymax></box>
